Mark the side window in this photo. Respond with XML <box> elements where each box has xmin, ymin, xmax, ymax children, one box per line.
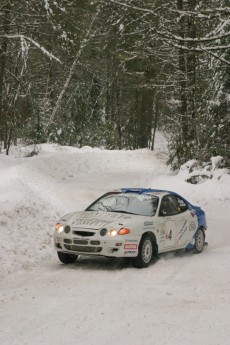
<box><xmin>169</xmin><ymin>195</ymin><xmax>179</xmax><ymax>212</ymax></box>
<box><xmin>159</xmin><ymin>194</ymin><xmax>187</xmax><ymax>216</ymax></box>
<box><xmin>176</xmin><ymin>196</ymin><xmax>188</xmax><ymax>213</ymax></box>
<box><xmin>160</xmin><ymin>195</ymin><xmax>177</xmax><ymax>216</ymax></box>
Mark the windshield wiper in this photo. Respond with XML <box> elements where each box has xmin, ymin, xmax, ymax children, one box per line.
<box><xmin>110</xmin><ymin>210</ymin><xmax>137</xmax><ymax>215</ymax></box>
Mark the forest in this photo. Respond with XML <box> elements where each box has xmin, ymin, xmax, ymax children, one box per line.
<box><xmin>0</xmin><ymin>0</ymin><xmax>229</xmax><ymax>168</ymax></box>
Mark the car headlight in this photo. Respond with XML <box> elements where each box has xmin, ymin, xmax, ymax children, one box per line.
<box><xmin>108</xmin><ymin>229</ymin><xmax>117</xmax><ymax>237</ymax></box>
<box><xmin>55</xmin><ymin>223</ymin><xmax>64</xmax><ymax>233</ymax></box>
<box><xmin>108</xmin><ymin>228</ymin><xmax>130</xmax><ymax>237</ymax></box>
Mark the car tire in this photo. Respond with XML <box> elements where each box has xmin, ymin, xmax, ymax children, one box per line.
<box><xmin>133</xmin><ymin>235</ymin><xmax>153</xmax><ymax>268</ymax></box>
<box><xmin>194</xmin><ymin>229</ymin><xmax>205</xmax><ymax>253</ymax></box>
<box><xmin>57</xmin><ymin>251</ymin><xmax>78</xmax><ymax>264</ymax></box>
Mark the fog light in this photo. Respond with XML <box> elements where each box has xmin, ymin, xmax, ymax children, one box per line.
<box><xmin>64</xmin><ymin>225</ymin><xmax>71</xmax><ymax>234</ymax></box>
<box><xmin>100</xmin><ymin>228</ymin><xmax>107</xmax><ymax>236</ymax></box>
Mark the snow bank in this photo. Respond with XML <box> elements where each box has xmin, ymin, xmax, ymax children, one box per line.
<box><xmin>179</xmin><ymin>156</ymin><xmax>229</xmax><ymax>184</ymax></box>
<box><xmin>0</xmin><ymin>135</ymin><xmax>169</xmax><ymax>279</ymax></box>
<box><xmin>0</xmin><ymin>137</ymin><xmax>229</xmax><ymax>280</ymax></box>
<box><xmin>0</xmin><ymin>133</ymin><xmax>230</xmax><ymax>345</ymax></box>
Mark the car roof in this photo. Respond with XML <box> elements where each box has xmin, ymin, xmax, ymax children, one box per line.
<box><xmin>116</xmin><ymin>188</ymin><xmax>191</xmax><ymax>205</ymax></box>
<box><xmin>118</xmin><ymin>188</ymin><xmax>178</xmax><ymax>196</ymax></box>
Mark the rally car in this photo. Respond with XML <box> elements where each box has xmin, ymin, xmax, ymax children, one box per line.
<box><xmin>54</xmin><ymin>188</ymin><xmax>207</xmax><ymax>268</ymax></box>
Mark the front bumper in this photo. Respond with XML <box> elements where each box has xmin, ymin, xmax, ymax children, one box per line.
<box><xmin>54</xmin><ymin>233</ymin><xmax>139</xmax><ymax>258</ymax></box>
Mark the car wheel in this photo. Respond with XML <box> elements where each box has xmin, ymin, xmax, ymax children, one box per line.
<box><xmin>133</xmin><ymin>235</ymin><xmax>153</xmax><ymax>268</ymax></box>
<box><xmin>194</xmin><ymin>229</ymin><xmax>205</xmax><ymax>253</ymax></box>
<box><xmin>57</xmin><ymin>251</ymin><xmax>78</xmax><ymax>264</ymax></box>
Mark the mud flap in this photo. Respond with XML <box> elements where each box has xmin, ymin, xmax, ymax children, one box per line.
<box><xmin>153</xmin><ymin>242</ymin><xmax>160</xmax><ymax>259</ymax></box>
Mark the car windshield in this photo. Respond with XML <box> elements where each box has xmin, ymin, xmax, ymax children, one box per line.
<box><xmin>86</xmin><ymin>192</ymin><xmax>159</xmax><ymax>216</ymax></box>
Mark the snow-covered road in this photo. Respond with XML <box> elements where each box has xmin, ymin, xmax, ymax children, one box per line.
<box><xmin>0</xmin><ymin>136</ymin><xmax>230</xmax><ymax>345</ymax></box>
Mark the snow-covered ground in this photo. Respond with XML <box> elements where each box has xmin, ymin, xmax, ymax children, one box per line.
<box><xmin>0</xmin><ymin>133</ymin><xmax>230</xmax><ymax>345</ymax></box>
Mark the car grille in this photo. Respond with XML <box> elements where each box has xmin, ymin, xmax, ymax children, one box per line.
<box><xmin>73</xmin><ymin>239</ymin><xmax>88</xmax><ymax>245</ymax></box>
<box><xmin>73</xmin><ymin>231</ymin><xmax>95</xmax><ymax>237</ymax></box>
<box><xmin>64</xmin><ymin>244</ymin><xmax>102</xmax><ymax>253</ymax></box>
<box><xmin>64</xmin><ymin>239</ymin><xmax>72</xmax><ymax>244</ymax></box>
<box><xmin>64</xmin><ymin>239</ymin><xmax>101</xmax><ymax>246</ymax></box>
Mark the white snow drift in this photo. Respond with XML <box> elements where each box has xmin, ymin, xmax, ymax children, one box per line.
<box><xmin>0</xmin><ymin>134</ymin><xmax>230</xmax><ymax>345</ymax></box>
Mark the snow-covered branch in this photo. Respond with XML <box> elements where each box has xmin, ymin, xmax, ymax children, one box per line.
<box><xmin>45</xmin><ymin>5</ymin><xmax>102</xmax><ymax>132</ymax></box>
<box><xmin>171</xmin><ymin>7</ymin><xmax>230</xmax><ymax>19</ymax></box>
<box><xmin>164</xmin><ymin>41</ymin><xmax>230</xmax><ymax>65</ymax></box>
<box><xmin>157</xmin><ymin>31</ymin><xmax>230</xmax><ymax>44</ymax></box>
<box><xmin>1</xmin><ymin>35</ymin><xmax>62</xmax><ymax>64</ymax></box>
<box><xmin>108</xmin><ymin>1</ymin><xmax>230</xmax><ymax>19</ymax></box>
<box><xmin>201</xmin><ymin>48</ymin><xmax>230</xmax><ymax>66</ymax></box>
<box><xmin>164</xmin><ymin>40</ymin><xmax>230</xmax><ymax>53</ymax></box>
<box><xmin>158</xmin><ymin>32</ymin><xmax>230</xmax><ymax>65</ymax></box>
<box><xmin>108</xmin><ymin>0</ymin><xmax>157</xmax><ymax>16</ymax></box>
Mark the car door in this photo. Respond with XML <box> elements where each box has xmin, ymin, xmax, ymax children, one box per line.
<box><xmin>158</xmin><ymin>195</ymin><xmax>179</xmax><ymax>250</ymax></box>
<box><xmin>159</xmin><ymin>194</ymin><xmax>198</xmax><ymax>250</ymax></box>
<box><xmin>174</xmin><ymin>196</ymin><xmax>191</xmax><ymax>246</ymax></box>
<box><xmin>175</xmin><ymin>196</ymin><xmax>198</xmax><ymax>246</ymax></box>
<box><xmin>158</xmin><ymin>194</ymin><xmax>196</xmax><ymax>250</ymax></box>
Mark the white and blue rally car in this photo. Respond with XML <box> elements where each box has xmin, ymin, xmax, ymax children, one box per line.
<box><xmin>54</xmin><ymin>188</ymin><xmax>207</xmax><ymax>268</ymax></box>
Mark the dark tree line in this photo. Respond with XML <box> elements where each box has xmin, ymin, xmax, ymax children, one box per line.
<box><xmin>0</xmin><ymin>0</ymin><xmax>229</xmax><ymax>167</ymax></box>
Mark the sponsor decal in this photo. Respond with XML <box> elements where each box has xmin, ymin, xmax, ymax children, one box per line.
<box><xmin>160</xmin><ymin>229</ymin><xmax>165</xmax><ymax>241</ymax></box>
<box><xmin>177</xmin><ymin>219</ymin><xmax>188</xmax><ymax>241</ymax></box>
<box><xmin>144</xmin><ymin>221</ymin><xmax>153</xmax><ymax>226</ymax></box>
<box><xmin>124</xmin><ymin>244</ymin><xmax>138</xmax><ymax>250</ymax></box>
<box><xmin>189</xmin><ymin>221</ymin><xmax>196</xmax><ymax>231</ymax></box>
<box><xmin>125</xmin><ymin>239</ymin><xmax>138</xmax><ymax>243</ymax></box>
<box><xmin>124</xmin><ymin>250</ymin><xmax>137</xmax><ymax>255</ymax></box>
<box><xmin>166</xmin><ymin>230</ymin><xmax>172</xmax><ymax>240</ymax></box>
<box><xmin>73</xmin><ymin>219</ymin><xmax>110</xmax><ymax>227</ymax></box>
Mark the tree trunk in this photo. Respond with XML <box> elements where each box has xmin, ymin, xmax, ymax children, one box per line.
<box><xmin>151</xmin><ymin>94</ymin><xmax>159</xmax><ymax>151</ymax></box>
<box><xmin>0</xmin><ymin>1</ymin><xmax>11</xmax><ymax>153</ymax></box>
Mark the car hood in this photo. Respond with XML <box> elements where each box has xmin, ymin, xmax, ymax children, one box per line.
<box><xmin>60</xmin><ymin>211</ymin><xmax>141</xmax><ymax>230</ymax></box>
